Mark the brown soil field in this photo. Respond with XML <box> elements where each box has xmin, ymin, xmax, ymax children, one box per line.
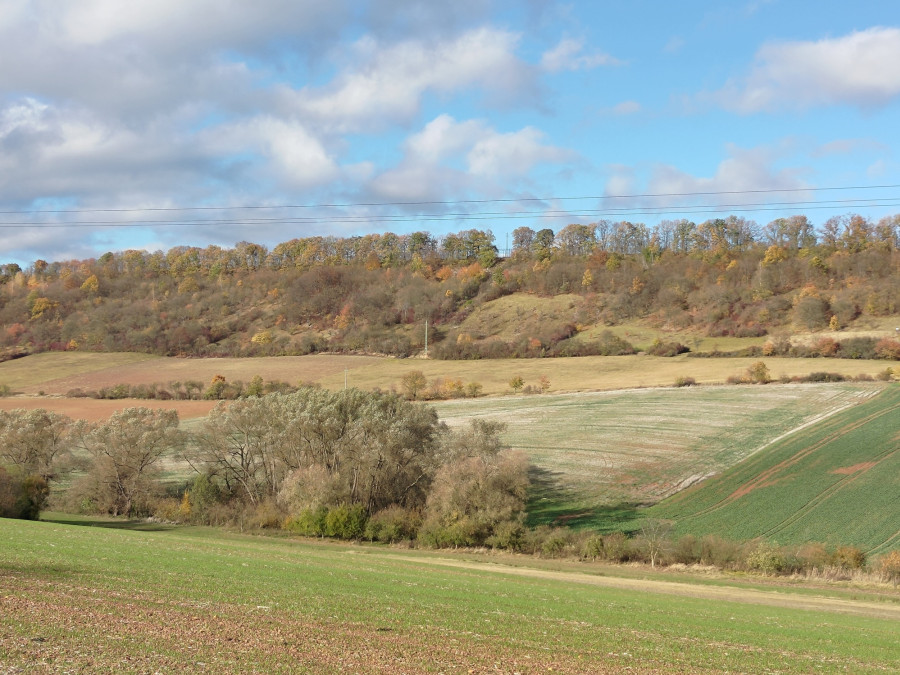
<box><xmin>0</xmin><ymin>397</ymin><xmax>217</xmax><ymax>422</ymax></box>
<box><xmin>2</xmin><ymin>353</ymin><xmax>383</xmax><ymax>395</ymax></box>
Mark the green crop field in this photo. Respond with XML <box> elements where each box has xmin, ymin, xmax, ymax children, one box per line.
<box><xmin>2</xmin><ymin>516</ymin><xmax>898</xmax><ymax>673</ymax></box>
<box><xmin>435</xmin><ymin>382</ymin><xmax>886</xmax><ymax>530</ymax></box>
<box><xmin>651</xmin><ymin>384</ymin><xmax>900</xmax><ymax>553</ymax></box>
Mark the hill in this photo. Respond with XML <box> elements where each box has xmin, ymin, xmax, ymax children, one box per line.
<box><xmin>1</xmin><ymin>218</ymin><xmax>898</xmax><ymax>362</ymax></box>
<box><xmin>650</xmin><ymin>384</ymin><xmax>900</xmax><ymax>553</ymax></box>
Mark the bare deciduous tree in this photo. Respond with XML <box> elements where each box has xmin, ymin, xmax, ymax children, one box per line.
<box><xmin>0</xmin><ymin>409</ymin><xmax>71</xmax><ymax>480</ymax></box>
<box><xmin>73</xmin><ymin>408</ymin><xmax>183</xmax><ymax>516</ymax></box>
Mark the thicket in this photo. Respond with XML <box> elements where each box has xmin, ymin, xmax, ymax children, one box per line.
<box><xmin>2</xmin><ymin>391</ymin><xmax>527</xmax><ymax>545</ymax></box>
<box><xmin>0</xmin><ymin>213</ymin><xmax>897</xmax><ymax>361</ymax></box>
<box><xmin>67</xmin><ymin>375</ymin><xmax>308</xmax><ymax>401</ymax></box>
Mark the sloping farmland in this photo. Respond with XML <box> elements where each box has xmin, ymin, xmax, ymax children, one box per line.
<box><xmin>434</xmin><ymin>382</ymin><xmax>886</xmax><ymax>531</ymax></box>
<box><xmin>651</xmin><ymin>384</ymin><xmax>900</xmax><ymax>552</ymax></box>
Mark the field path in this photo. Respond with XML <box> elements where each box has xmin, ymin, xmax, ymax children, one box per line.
<box><xmin>387</xmin><ymin>554</ymin><xmax>900</xmax><ymax>621</ymax></box>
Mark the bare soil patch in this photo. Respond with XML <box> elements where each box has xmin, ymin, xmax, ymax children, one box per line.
<box><xmin>0</xmin><ymin>575</ymin><xmax>664</xmax><ymax>675</ymax></box>
<box><xmin>831</xmin><ymin>462</ymin><xmax>878</xmax><ymax>475</ymax></box>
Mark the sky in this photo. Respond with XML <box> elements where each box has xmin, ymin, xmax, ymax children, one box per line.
<box><xmin>1</xmin><ymin>0</ymin><xmax>899</xmax><ymax>265</ymax></box>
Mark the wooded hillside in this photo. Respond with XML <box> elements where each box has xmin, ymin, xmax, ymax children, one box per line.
<box><xmin>1</xmin><ymin>214</ymin><xmax>898</xmax><ymax>359</ymax></box>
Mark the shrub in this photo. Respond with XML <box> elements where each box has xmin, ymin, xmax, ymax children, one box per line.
<box><xmin>185</xmin><ymin>474</ymin><xmax>223</xmax><ymax>525</ymax></box>
<box><xmin>539</xmin><ymin>528</ymin><xmax>572</xmax><ymax>557</ymax></box>
<box><xmin>699</xmin><ymin>535</ymin><xmax>743</xmax><ymax>569</ymax></box>
<box><xmin>671</xmin><ymin>534</ymin><xmax>701</xmax><ymax>565</ymax></box>
<box><xmin>880</xmin><ymin>551</ymin><xmax>900</xmax><ymax>587</ymax></box>
<box><xmin>746</xmin><ymin>541</ymin><xmax>785</xmax><ymax>575</ymax></box>
<box><xmin>324</xmin><ymin>504</ymin><xmax>368</xmax><ymax>540</ymax></box>
<box><xmin>746</xmin><ymin>361</ymin><xmax>771</xmax><ymax>384</ymax></box>
<box><xmin>814</xmin><ymin>337</ymin><xmax>839</xmax><ymax>357</ymax></box>
<box><xmin>804</xmin><ymin>372</ymin><xmax>846</xmax><ymax>383</ymax></box>
<box><xmin>674</xmin><ymin>376</ymin><xmax>697</xmax><ymax>387</ymax></box>
<box><xmin>647</xmin><ymin>339</ymin><xmax>690</xmax><ymax>357</ymax></box>
<box><xmin>580</xmin><ymin>534</ymin><xmax>606</xmax><ymax>561</ymax></box>
<box><xmin>602</xmin><ymin>531</ymin><xmax>629</xmax><ymax>563</ymax></box>
<box><xmin>830</xmin><ymin>545</ymin><xmax>866</xmax><ymax>570</ymax></box>
<box><xmin>838</xmin><ymin>337</ymin><xmax>877</xmax><ymax>360</ymax></box>
<box><xmin>0</xmin><ymin>468</ymin><xmax>49</xmax><ymax>520</ymax></box>
<box><xmin>465</xmin><ymin>382</ymin><xmax>483</xmax><ymax>398</ymax></box>
<box><xmin>487</xmin><ymin>520</ymin><xmax>527</xmax><ymax>551</ymax></box>
<box><xmin>874</xmin><ymin>339</ymin><xmax>900</xmax><ymax>360</ymax></box>
<box><xmin>249</xmin><ymin>499</ymin><xmax>284</xmax><ymax>529</ymax></box>
<box><xmin>365</xmin><ymin>505</ymin><xmax>421</xmax><ymax>543</ymax></box>
<box><xmin>285</xmin><ymin>506</ymin><xmax>329</xmax><ymax>537</ymax></box>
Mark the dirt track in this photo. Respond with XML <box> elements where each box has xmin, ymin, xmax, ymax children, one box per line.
<box><xmin>392</xmin><ymin>555</ymin><xmax>900</xmax><ymax>621</ymax></box>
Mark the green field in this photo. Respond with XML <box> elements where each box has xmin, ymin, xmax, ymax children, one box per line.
<box><xmin>651</xmin><ymin>384</ymin><xmax>900</xmax><ymax>553</ymax></box>
<box><xmin>2</xmin><ymin>516</ymin><xmax>898</xmax><ymax>673</ymax></box>
<box><xmin>435</xmin><ymin>382</ymin><xmax>885</xmax><ymax>530</ymax></box>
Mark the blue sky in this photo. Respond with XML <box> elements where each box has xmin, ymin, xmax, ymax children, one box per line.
<box><xmin>1</xmin><ymin>0</ymin><xmax>899</xmax><ymax>264</ymax></box>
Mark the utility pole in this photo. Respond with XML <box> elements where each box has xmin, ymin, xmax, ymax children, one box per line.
<box><xmin>424</xmin><ymin>319</ymin><xmax>429</xmax><ymax>358</ymax></box>
<box><xmin>344</xmin><ymin>369</ymin><xmax>348</xmax><ymax>390</ymax></box>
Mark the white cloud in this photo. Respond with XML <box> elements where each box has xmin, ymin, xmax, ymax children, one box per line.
<box><xmin>0</xmin><ymin>98</ymin><xmax>211</xmax><ymax>203</ymax></box>
<box><xmin>611</xmin><ymin>100</ymin><xmax>642</xmax><ymax>115</ymax></box>
<box><xmin>649</xmin><ymin>145</ymin><xmax>809</xmax><ymax>197</ymax></box>
<box><xmin>603</xmin><ymin>165</ymin><xmax>637</xmax><ymax>199</ymax></box>
<box><xmin>296</xmin><ymin>27</ymin><xmax>536</xmax><ymax>133</ymax></box>
<box><xmin>867</xmin><ymin>159</ymin><xmax>888</xmax><ymax>178</ymax></box>
<box><xmin>467</xmin><ymin>127</ymin><xmax>575</xmax><ymax>178</ymax></box>
<box><xmin>714</xmin><ymin>27</ymin><xmax>900</xmax><ymax>112</ymax></box>
<box><xmin>403</xmin><ymin>114</ymin><xmax>490</xmax><ymax>162</ymax></box>
<box><xmin>213</xmin><ymin>116</ymin><xmax>340</xmax><ymax>190</ymax></box>
<box><xmin>369</xmin><ymin>115</ymin><xmax>577</xmax><ymax>202</ymax></box>
<box><xmin>541</xmin><ymin>37</ymin><xmax>621</xmax><ymax>72</ymax></box>
<box><xmin>604</xmin><ymin>144</ymin><xmax>810</xmax><ymax>209</ymax></box>
<box><xmin>812</xmin><ymin>138</ymin><xmax>887</xmax><ymax>158</ymax></box>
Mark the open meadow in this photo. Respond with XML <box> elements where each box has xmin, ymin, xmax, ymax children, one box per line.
<box><xmin>2</xmin><ymin>515</ymin><xmax>899</xmax><ymax>674</ymax></box>
<box><xmin>651</xmin><ymin>384</ymin><xmax>900</xmax><ymax>553</ymax></box>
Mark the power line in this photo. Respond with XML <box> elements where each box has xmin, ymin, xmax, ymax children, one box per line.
<box><xmin>1</xmin><ymin>199</ymin><xmax>898</xmax><ymax>229</ymax></box>
<box><xmin>1</xmin><ymin>183</ymin><xmax>899</xmax><ymax>216</ymax></box>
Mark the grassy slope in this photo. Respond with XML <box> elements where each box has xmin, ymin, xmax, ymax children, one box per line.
<box><xmin>435</xmin><ymin>383</ymin><xmax>885</xmax><ymax>530</ymax></box>
<box><xmin>1</xmin><ymin>516</ymin><xmax>898</xmax><ymax>674</ymax></box>
<box><xmin>651</xmin><ymin>384</ymin><xmax>900</xmax><ymax>553</ymax></box>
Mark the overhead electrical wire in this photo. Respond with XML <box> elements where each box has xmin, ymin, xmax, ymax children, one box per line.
<box><xmin>0</xmin><ymin>184</ymin><xmax>897</xmax><ymax>229</ymax></box>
